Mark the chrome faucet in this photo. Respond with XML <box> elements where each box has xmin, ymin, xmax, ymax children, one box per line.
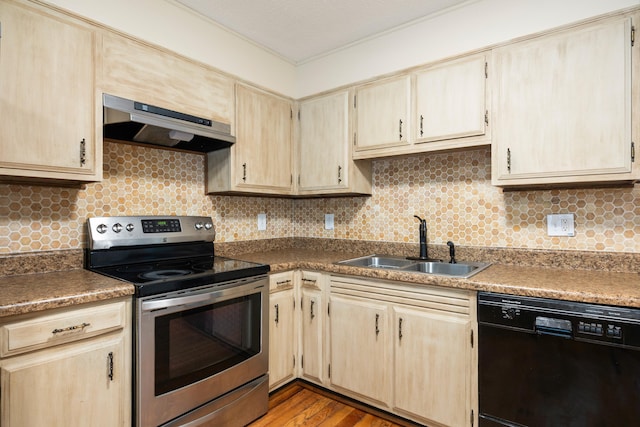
<box><xmin>408</xmin><ymin>215</ymin><xmax>430</xmax><ymax>260</ymax></box>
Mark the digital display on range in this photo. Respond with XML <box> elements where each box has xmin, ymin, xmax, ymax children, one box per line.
<box><xmin>141</xmin><ymin>219</ymin><xmax>182</xmax><ymax>233</ymax></box>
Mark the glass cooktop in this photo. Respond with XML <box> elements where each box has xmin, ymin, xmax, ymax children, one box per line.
<box><xmin>90</xmin><ymin>255</ymin><xmax>269</xmax><ymax>297</ymax></box>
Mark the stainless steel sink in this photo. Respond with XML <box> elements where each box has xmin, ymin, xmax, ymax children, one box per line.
<box><xmin>338</xmin><ymin>255</ymin><xmax>416</xmax><ymax>269</ymax></box>
<box><xmin>336</xmin><ymin>254</ymin><xmax>490</xmax><ymax>278</ymax></box>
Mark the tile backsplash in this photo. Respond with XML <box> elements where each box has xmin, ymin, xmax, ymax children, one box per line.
<box><xmin>1</xmin><ymin>142</ymin><xmax>638</xmax><ymax>254</ymax></box>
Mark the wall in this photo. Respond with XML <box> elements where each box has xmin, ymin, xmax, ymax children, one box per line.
<box><xmin>43</xmin><ymin>0</ymin><xmax>297</xmax><ymax>96</ymax></box>
<box><xmin>295</xmin><ymin>0</ymin><xmax>640</xmax><ymax>97</ymax></box>
<box><xmin>2</xmin><ymin>1</ymin><xmax>639</xmax><ymax>255</ymax></box>
<box><xmin>0</xmin><ymin>142</ymin><xmax>293</xmax><ymax>254</ymax></box>
<box><xmin>295</xmin><ymin>149</ymin><xmax>640</xmax><ymax>253</ymax></box>
<box><xmin>2</xmin><ymin>144</ymin><xmax>638</xmax><ymax>254</ymax></box>
<box><xmin>42</xmin><ymin>0</ymin><xmax>639</xmax><ymax>98</ymax></box>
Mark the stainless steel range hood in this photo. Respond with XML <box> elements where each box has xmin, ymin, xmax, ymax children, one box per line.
<box><xmin>103</xmin><ymin>94</ymin><xmax>235</xmax><ymax>153</ymax></box>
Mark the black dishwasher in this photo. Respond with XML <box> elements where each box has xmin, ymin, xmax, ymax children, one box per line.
<box><xmin>478</xmin><ymin>292</ymin><xmax>640</xmax><ymax>427</ymax></box>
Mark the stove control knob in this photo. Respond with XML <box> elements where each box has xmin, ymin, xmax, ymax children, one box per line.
<box><xmin>194</xmin><ymin>222</ymin><xmax>203</xmax><ymax>230</ymax></box>
<box><xmin>112</xmin><ymin>223</ymin><xmax>123</xmax><ymax>233</ymax></box>
<box><xmin>126</xmin><ymin>223</ymin><xmax>135</xmax><ymax>232</ymax></box>
<box><xmin>204</xmin><ymin>222</ymin><xmax>213</xmax><ymax>230</ymax></box>
<box><xmin>96</xmin><ymin>224</ymin><xmax>108</xmax><ymax>234</ymax></box>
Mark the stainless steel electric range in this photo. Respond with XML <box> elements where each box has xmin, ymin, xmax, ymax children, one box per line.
<box><xmin>85</xmin><ymin>216</ymin><xmax>270</xmax><ymax>427</ymax></box>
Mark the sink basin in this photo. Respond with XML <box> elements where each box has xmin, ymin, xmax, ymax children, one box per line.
<box><xmin>336</xmin><ymin>254</ymin><xmax>490</xmax><ymax>278</ymax></box>
<box><xmin>402</xmin><ymin>261</ymin><xmax>489</xmax><ymax>277</ymax></box>
<box><xmin>338</xmin><ymin>255</ymin><xmax>416</xmax><ymax>269</ymax></box>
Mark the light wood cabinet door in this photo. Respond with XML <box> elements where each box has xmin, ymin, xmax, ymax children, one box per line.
<box><xmin>0</xmin><ymin>334</ymin><xmax>127</xmax><ymax>427</ymax></box>
<box><xmin>415</xmin><ymin>54</ymin><xmax>487</xmax><ymax>143</ymax></box>
<box><xmin>299</xmin><ymin>272</ymin><xmax>324</xmax><ymax>385</ymax></box>
<box><xmin>208</xmin><ymin>84</ymin><xmax>293</xmax><ymax>195</ymax></box>
<box><xmin>492</xmin><ymin>15</ymin><xmax>635</xmax><ymax>186</ymax></box>
<box><xmin>235</xmin><ymin>85</ymin><xmax>293</xmax><ymax>192</ymax></box>
<box><xmin>329</xmin><ymin>293</ymin><xmax>392</xmax><ymax>407</ymax></box>
<box><xmin>0</xmin><ymin>0</ymin><xmax>99</xmax><ymax>182</ymax></box>
<box><xmin>99</xmin><ymin>32</ymin><xmax>234</xmax><ymax>125</ymax></box>
<box><xmin>393</xmin><ymin>305</ymin><xmax>474</xmax><ymax>427</ymax></box>
<box><xmin>298</xmin><ymin>92</ymin><xmax>350</xmax><ymax>191</ymax></box>
<box><xmin>297</xmin><ymin>91</ymin><xmax>372</xmax><ymax>196</ymax></box>
<box><xmin>354</xmin><ymin>75</ymin><xmax>411</xmax><ymax>151</ymax></box>
<box><xmin>268</xmin><ymin>288</ymin><xmax>296</xmax><ymax>390</ymax></box>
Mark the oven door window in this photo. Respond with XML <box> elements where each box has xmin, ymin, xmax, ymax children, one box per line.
<box><xmin>154</xmin><ymin>293</ymin><xmax>261</xmax><ymax>396</ymax></box>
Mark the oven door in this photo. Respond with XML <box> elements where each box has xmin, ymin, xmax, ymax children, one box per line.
<box><xmin>136</xmin><ymin>275</ymin><xmax>269</xmax><ymax>427</ymax></box>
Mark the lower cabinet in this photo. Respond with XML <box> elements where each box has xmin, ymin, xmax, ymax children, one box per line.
<box><xmin>268</xmin><ymin>271</ymin><xmax>297</xmax><ymax>390</ymax></box>
<box><xmin>329</xmin><ymin>292</ymin><xmax>392</xmax><ymax>407</ymax></box>
<box><xmin>298</xmin><ymin>271</ymin><xmax>326</xmax><ymax>385</ymax></box>
<box><xmin>0</xmin><ymin>298</ymin><xmax>131</xmax><ymax>427</ymax></box>
<box><xmin>267</xmin><ymin>270</ymin><xmax>478</xmax><ymax>427</ymax></box>
<box><xmin>329</xmin><ymin>275</ymin><xmax>478</xmax><ymax>427</ymax></box>
<box><xmin>393</xmin><ymin>304</ymin><xmax>474</xmax><ymax>427</ymax></box>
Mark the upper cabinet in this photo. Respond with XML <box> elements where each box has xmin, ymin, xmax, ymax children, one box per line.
<box><xmin>0</xmin><ymin>0</ymin><xmax>100</xmax><ymax>183</ymax></box>
<box><xmin>207</xmin><ymin>84</ymin><xmax>294</xmax><ymax>195</ymax></box>
<box><xmin>297</xmin><ymin>91</ymin><xmax>371</xmax><ymax>196</ymax></box>
<box><xmin>414</xmin><ymin>53</ymin><xmax>488</xmax><ymax>144</ymax></box>
<box><xmin>491</xmin><ymin>14</ymin><xmax>638</xmax><ymax>187</ymax></box>
<box><xmin>352</xmin><ymin>54</ymin><xmax>491</xmax><ymax>160</ymax></box>
<box><xmin>354</xmin><ymin>76</ymin><xmax>412</xmax><ymax>153</ymax></box>
<box><xmin>98</xmin><ymin>32</ymin><xmax>234</xmax><ymax>127</ymax></box>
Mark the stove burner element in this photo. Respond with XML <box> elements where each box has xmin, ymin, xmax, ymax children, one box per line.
<box><xmin>140</xmin><ymin>269</ymin><xmax>193</xmax><ymax>280</ymax></box>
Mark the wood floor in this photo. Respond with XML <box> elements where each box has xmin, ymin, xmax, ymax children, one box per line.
<box><xmin>248</xmin><ymin>382</ymin><xmax>421</xmax><ymax>427</ymax></box>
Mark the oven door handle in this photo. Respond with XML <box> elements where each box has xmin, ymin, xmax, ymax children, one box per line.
<box><xmin>141</xmin><ymin>292</ymin><xmax>218</xmax><ymax>312</ymax></box>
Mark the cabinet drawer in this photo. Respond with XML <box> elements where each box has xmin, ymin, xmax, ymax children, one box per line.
<box><xmin>300</xmin><ymin>271</ymin><xmax>323</xmax><ymax>290</ymax></box>
<box><xmin>1</xmin><ymin>301</ymin><xmax>127</xmax><ymax>357</ymax></box>
<box><xmin>269</xmin><ymin>271</ymin><xmax>295</xmax><ymax>292</ymax></box>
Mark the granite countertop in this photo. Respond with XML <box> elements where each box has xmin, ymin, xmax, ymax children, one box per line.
<box><xmin>0</xmin><ymin>269</ymin><xmax>134</xmax><ymax>319</ymax></box>
<box><xmin>2</xmin><ymin>246</ymin><xmax>640</xmax><ymax>319</ymax></box>
<box><xmin>232</xmin><ymin>249</ymin><xmax>640</xmax><ymax>309</ymax></box>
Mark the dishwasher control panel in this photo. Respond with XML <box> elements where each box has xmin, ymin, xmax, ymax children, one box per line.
<box><xmin>479</xmin><ymin>292</ymin><xmax>640</xmax><ymax>348</ymax></box>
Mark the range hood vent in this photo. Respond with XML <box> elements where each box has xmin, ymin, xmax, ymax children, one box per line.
<box><xmin>103</xmin><ymin>94</ymin><xmax>235</xmax><ymax>153</ymax></box>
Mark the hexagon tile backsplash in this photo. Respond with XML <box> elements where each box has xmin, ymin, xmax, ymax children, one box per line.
<box><xmin>1</xmin><ymin>142</ymin><xmax>639</xmax><ymax>254</ymax></box>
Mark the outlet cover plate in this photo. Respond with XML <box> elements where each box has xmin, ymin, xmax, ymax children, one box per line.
<box><xmin>257</xmin><ymin>213</ymin><xmax>267</xmax><ymax>231</ymax></box>
<box><xmin>325</xmin><ymin>214</ymin><xmax>334</xmax><ymax>230</ymax></box>
<box><xmin>547</xmin><ymin>214</ymin><xmax>575</xmax><ymax>237</ymax></box>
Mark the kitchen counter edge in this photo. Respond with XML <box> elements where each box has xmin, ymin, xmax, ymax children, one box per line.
<box><xmin>0</xmin><ymin>269</ymin><xmax>134</xmax><ymax>319</ymax></box>
<box><xmin>235</xmin><ymin>249</ymin><xmax>640</xmax><ymax>309</ymax></box>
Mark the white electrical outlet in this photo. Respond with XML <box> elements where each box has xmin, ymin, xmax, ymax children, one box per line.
<box><xmin>325</xmin><ymin>214</ymin><xmax>334</xmax><ymax>230</ymax></box>
<box><xmin>257</xmin><ymin>213</ymin><xmax>267</xmax><ymax>231</ymax></box>
<box><xmin>547</xmin><ymin>214</ymin><xmax>575</xmax><ymax>237</ymax></box>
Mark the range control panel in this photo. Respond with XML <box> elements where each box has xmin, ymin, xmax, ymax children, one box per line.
<box><xmin>88</xmin><ymin>216</ymin><xmax>215</xmax><ymax>250</ymax></box>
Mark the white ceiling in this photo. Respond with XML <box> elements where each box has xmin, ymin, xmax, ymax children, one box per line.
<box><xmin>175</xmin><ymin>0</ymin><xmax>472</xmax><ymax>63</ymax></box>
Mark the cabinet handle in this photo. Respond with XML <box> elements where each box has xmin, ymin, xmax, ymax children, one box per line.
<box><xmin>399</xmin><ymin>119</ymin><xmax>403</xmax><ymax>140</ymax></box>
<box><xmin>276</xmin><ymin>279</ymin><xmax>291</xmax><ymax>286</ymax></box>
<box><xmin>52</xmin><ymin>322</ymin><xmax>90</xmax><ymax>335</ymax></box>
<box><xmin>375</xmin><ymin>313</ymin><xmax>380</xmax><ymax>337</ymax></box>
<box><xmin>310</xmin><ymin>300</ymin><xmax>315</xmax><ymax>320</ymax></box>
<box><xmin>79</xmin><ymin>138</ymin><xmax>86</xmax><ymax>166</ymax></box>
<box><xmin>242</xmin><ymin>163</ymin><xmax>247</xmax><ymax>182</ymax></box>
<box><xmin>107</xmin><ymin>352</ymin><xmax>114</xmax><ymax>381</ymax></box>
<box><xmin>274</xmin><ymin>304</ymin><xmax>279</xmax><ymax>324</ymax></box>
<box><xmin>420</xmin><ymin>115</ymin><xmax>424</xmax><ymax>137</ymax></box>
<box><xmin>399</xmin><ymin>318</ymin><xmax>403</xmax><ymax>341</ymax></box>
<box><xmin>338</xmin><ymin>165</ymin><xmax>342</xmax><ymax>184</ymax></box>
<box><xmin>507</xmin><ymin>148</ymin><xmax>511</xmax><ymax>173</ymax></box>
<box><xmin>302</xmin><ymin>278</ymin><xmax>316</xmax><ymax>284</ymax></box>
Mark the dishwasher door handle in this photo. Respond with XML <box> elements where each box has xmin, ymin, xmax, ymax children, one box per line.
<box><xmin>535</xmin><ymin>316</ymin><xmax>573</xmax><ymax>339</ymax></box>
